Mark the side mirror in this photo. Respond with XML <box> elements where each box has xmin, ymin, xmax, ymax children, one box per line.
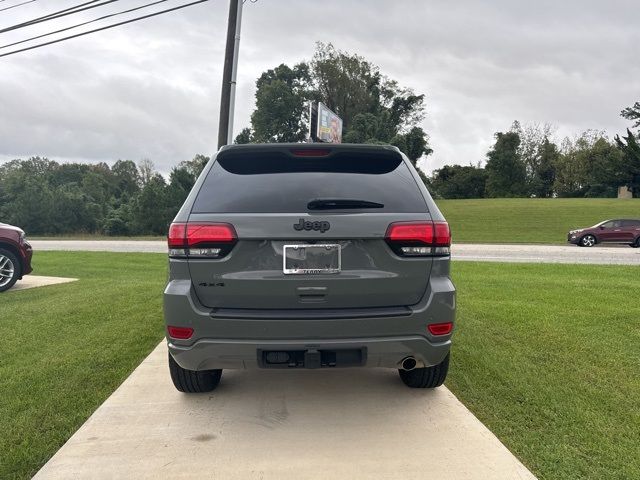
<box><xmin>599</xmin><ymin>226</ymin><xmax>605</xmax><ymax>230</ymax></box>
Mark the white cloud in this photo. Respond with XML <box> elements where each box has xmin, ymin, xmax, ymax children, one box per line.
<box><xmin>0</xmin><ymin>0</ymin><xmax>638</xmax><ymax>174</ymax></box>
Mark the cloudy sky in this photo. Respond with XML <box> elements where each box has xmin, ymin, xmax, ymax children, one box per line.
<box><xmin>0</xmin><ymin>0</ymin><xmax>638</xmax><ymax>174</ymax></box>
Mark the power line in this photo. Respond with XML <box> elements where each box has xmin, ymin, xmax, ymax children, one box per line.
<box><xmin>0</xmin><ymin>0</ymin><xmax>36</xmax><ymax>12</ymax></box>
<box><xmin>0</xmin><ymin>0</ymin><xmax>209</xmax><ymax>58</ymax></box>
<box><xmin>0</xmin><ymin>0</ymin><xmax>119</xmax><ymax>34</ymax></box>
<box><xmin>1</xmin><ymin>1</ymin><xmax>99</xmax><ymax>33</ymax></box>
<box><xmin>1</xmin><ymin>0</ymin><xmax>171</xmax><ymax>50</ymax></box>
<box><xmin>1</xmin><ymin>1</ymin><xmax>101</xmax><ymax>33</ymax></box>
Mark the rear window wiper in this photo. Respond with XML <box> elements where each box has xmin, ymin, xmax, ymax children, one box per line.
<box><xmin>307</xmin><ymin>199</ymin><xmax>384</xmax><ymax>210</ymax></box>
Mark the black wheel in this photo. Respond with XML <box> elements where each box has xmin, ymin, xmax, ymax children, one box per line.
<box><xmin>580</xmin><ymin>234</ymin><xmax>596</xmax><ymax>247</ymax></box>
<box><xmin>632</xmin><ymin>237</ymin><xmax>640</xmax><ymax>248</ymax></box>
<box><xmin>168</xmin><ymin>352</ymin><xmax>222</xmax><ymax>393</ymax></box>
<box><xmin>399</xmin><ymin>353</ymin><xmax>450</xmax><ymax>388</ymax></box>
<box><xmin>0</xmin><ymin>248</ymin><xmax>21</xmax><ymax>293</ymax></box>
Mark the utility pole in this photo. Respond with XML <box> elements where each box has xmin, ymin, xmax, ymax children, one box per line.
<box><xmin>217</xmin><ymin>0</ymin><xmax>243</xmax><ymax>149</ymax></box>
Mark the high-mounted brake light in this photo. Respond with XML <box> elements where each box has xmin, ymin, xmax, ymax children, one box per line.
<box><xmin>290</xmin><ymin>148</ymin><xmax>331</xmax><ymax>157</ymax></box>
<box><xmin>385</xmin><ymin>221</ymin><xmax>451</xmax><ymax>257</ymax></box>
<box><xmin>168</xmin><ymin>222</ymin><xmax>237</xmax><ymax>258</ymax></box>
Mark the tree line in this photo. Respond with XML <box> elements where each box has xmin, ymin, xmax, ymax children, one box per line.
<box><xmin>0</xmin><ymin>155</ymin><xmax>209</xmax><ymax>236</ymax></box>
<box><xmin>429</xmin><ymin>106</ymin><xmax>640</xmax><ymax>199</ymax></box>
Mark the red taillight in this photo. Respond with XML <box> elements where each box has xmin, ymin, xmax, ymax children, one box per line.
<box><xmin>386</xmin><ymin>222</ymin><xmax>434</xmax><ymax>243</ymax></box>
<box><xmin>186</xmin><ymin>223</ymin><xmax>236</xmax><ymax>246</ymax></box>
<box><xmin>433</xmin><ymin>222</ymin><xmax>451</xmax><ymax>246</ymax></box>
<box><xmin>168</xmin><ymin>222</ymin><xmax>187</xmax><ymax>248</ymax></box>
<box><xmin>385</xmin><ymin>221</ymin><xmax>451</xmax><ymax>256</ymax></box>
<box><xmin>428</xmin><ymin>322</ymin><xmax>453</xmax><ymax>336</ymax></box>
<box><xmin>290</xmin><ymin>148</ymin><xmax>331</xmax><ymax>157</ymax></box>
<box><xmin>167</xmin><ymin>326</ymin><xmax>193</xmax><ymax>339</ymax></box>
<box><xmin>168</xmin><ymin>222</ymin><xmax>237</xmax><ymax>258</ymax></box>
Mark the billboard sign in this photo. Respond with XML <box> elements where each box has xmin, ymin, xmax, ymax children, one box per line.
<box><xmin>316</xmin><ymin>102</ymin><xmax>343</xmax><ymax>143</ymax></box>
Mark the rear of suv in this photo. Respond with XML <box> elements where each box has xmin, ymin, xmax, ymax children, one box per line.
<box><xmin>164</xmin><ymin>144</ymin><xmax>456</xmax><ymax>391</ymax></box>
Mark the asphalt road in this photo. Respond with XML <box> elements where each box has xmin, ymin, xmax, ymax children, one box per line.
<box><xmin>452</xmin><ymin>243</ymin><xmax>640</xmax><ymax>265</ymax></box>
<box><xmin>31</xmin><ymin>240</ymin><xmax>640</xmax><ymax>265</ymax></box>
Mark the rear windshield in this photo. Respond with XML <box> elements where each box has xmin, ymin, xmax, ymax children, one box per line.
<box><xmin>192</xmin><ymin>151</ymin><xmax>428</xmax><ymax>213</ymax></box>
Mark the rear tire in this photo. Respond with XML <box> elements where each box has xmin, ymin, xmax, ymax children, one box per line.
<box><xmin>632</xmin><ymin>237</ymin><xmax>640</xmax><ymax>248</ymax></box>
<box><xmin>399</xmin><ymin>353</ymin><xmax>449</xmax><ymax>388</ymax></box>
<box><xmin>580</xmin><ymin>234</ymin><xmax>596</xmax><ymax>247</ymax></box>
<box><xmin>168</xmin><ymin>353</ymin><xmax>222</xmax><ymax>393</ymax></box>
<box><xmin>0</xmin><ymin>248</ymin><xmax>21</xmax><ymax>293</ymax></box>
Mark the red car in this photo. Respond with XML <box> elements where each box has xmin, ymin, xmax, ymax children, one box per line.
<box><xmin>0</xmin><ymin>223</ymin><xmax>33</xmax><ymax>292</ymax></box>
<box><xmin>568</xmin><ymin>219</ymin><xmax>640</xmax><ymax>247</ymax></box>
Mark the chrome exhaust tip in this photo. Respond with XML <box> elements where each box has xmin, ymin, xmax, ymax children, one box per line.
<box><xmin>400</xmin><ymin>356</ymin><xmax>417</xmax><ymax>371</ymax></box>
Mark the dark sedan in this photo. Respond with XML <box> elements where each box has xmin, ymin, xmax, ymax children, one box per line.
<box><xmin>0</xmin><ymin>223</ymin><xmax>33</xmax><ymax>292</ymax></box>
<box><xmin>568</xmin><ymin>219</ymin><xmax>640</xmax><ymax>247</ymax></box>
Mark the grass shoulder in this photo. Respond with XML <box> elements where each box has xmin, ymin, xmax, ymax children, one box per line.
<box><xmin>448</xmin><ymin>261</ymin><xmax>640</xmax><ymax>480</ymax></box>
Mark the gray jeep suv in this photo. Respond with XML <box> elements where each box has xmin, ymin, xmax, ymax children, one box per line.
<box><xmin>164</xmin><ymin>144</ymin><xmax>456</xmax><ymax>392</ymax></box>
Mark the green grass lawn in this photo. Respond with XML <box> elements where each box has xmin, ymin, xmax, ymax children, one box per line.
<box><xmin>1</xmin><ymin>253</ymin><xmax>638</xmax><ymax>479</ymax></box>
<box><xmin>437</xmin><ymin>198</ymin><xmax>640</xmax><ymax>243</ymax></box>
<box><xmin>0</xmin><ymin>252</ymin><xmax>167</xmax><ymax>479</ymax></box>
<box><xmin>448</xmin><ymin>261</ymin><xmax>640</xmax><ymax>480</ymax></box>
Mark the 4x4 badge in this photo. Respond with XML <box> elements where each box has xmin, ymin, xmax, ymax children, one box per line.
<box><xmin>293</xmin><ymin>219</ymin><xmax>330</xmax><ymax>233</ymax></box>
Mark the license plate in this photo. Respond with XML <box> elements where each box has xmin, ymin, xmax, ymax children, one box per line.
<box><xmin>283</xmin><ymin>244</ymin><xmax>341</xmax><ymax>275</ymax></box>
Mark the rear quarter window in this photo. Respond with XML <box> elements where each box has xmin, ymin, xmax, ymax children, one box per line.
<box><xmin>192</xmin><ymin>150</ymin><xmax>428</xmax><ymax>214</ymax></box>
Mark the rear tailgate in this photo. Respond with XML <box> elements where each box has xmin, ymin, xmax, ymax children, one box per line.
<box><xmin>181</xmin><ymin>145</ymin><xmax>435</xmax><ymax>310</ymax></box>
<box><xmin>187</xmin><ymin>212</ymin><xmax>433</xmax><ymax>309</ymax></box>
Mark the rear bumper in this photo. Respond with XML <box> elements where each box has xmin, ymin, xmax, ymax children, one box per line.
<box><xmin>168</xmin><ymin>335</ymin><xmax>451</xmax><ymax>370</ymax></box>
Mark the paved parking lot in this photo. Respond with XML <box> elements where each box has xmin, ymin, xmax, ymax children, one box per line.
<box><xmin>35</xmin><ymin>342</ymin><xmax>535</xmax><ymax>480</ymax></box>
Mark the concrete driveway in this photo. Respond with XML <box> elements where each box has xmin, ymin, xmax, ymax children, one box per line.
<box><xmin>31</xmin><ymin>239</ymin><xmax>640</xmax><ymax>265</ymax></box>
<box><xmin>10</xmin><ymin>275</ymin><xmax>77</xmax><ymax>291</ymax></box>
<box><xmin>35</xmin><ymin>342</ymin><xmax>535</xmax><ymax>480</ymax></box>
